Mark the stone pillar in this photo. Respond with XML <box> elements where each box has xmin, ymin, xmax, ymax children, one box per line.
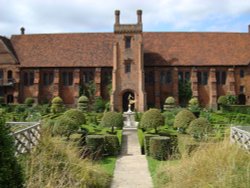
<box><xmin>154</xmin><ymin>68</ymin><xmax>161</xmax><ymax>108</ymax></box>
<box><xmin>111</xmin><ymin>43</ymin><xmax>118</xmax><ymax>111</ymax></box>
<box><xmin>33</xmin><ymin>69</ymin><xmax>40</xmax><ymax>103</ymax></box>
<box><xmin>191</xmin><ymin>67</ymin><xmax>198</xmax><ymax>98</ymax></box>
<box><xmin>172</xmin><ymin>67</ymin><xmax>179</xmax><ymax>104</ymax></box>
<box><xmin>53</xmin><ymin>69</ymin><xmax>59</xmax><ymax>97</ymax></box>
<box><xmin>209</xmin><ymin>68</ymin><xmax>217</xmax><ymax>109</ymax></box>
<box><xmin>227</xmin><ymin>68</ymin><xmax>236</xmax><ymax>95</ymax></box>
<box><xmin>74</xmin><ymin>69</ymin><xmax>80</xmax><ymax>105</ymax></box>
<box><xmin>95</xmin><ymin>68</ymin><xmax>101</xmax><ymax>97</ymax></box>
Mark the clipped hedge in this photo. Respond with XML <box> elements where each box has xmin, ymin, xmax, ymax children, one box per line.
<box><xmin>51</xmin><ymin>96</ymin><xmax>64</xmax><ymax>114</ymax></box>
<box><xmin>174</xmin><ymin>109</ymin><xmax>196</xmax><ymax>132</ymax></box>
<box><xmin>164</xmin><ymin>97</ymin><xmax>176</xmax><ymax>111</ymax></box>
<box><xmin>144</xmin><ymin>134</ymin><xmax>158</xmax><ymax>156</ymax></box>
<box><xmin>101</xmin><ymin>111</ymin><xmax>123</xmax><ymax>133</ymax></box>
<box><xmin>86</xmin><ymin>135</ymin><xmax>105</xmax><ymax>160</ymax></box>
<box><xmin>104</xmin><ymin>135</ymin><xmax>120</xmax><ymax>156</ymax></box>
<box><xmin>77</xmin><ymin>95</ymin><xmax>89</xmax><ymax>112</ymax></box>
<box><xmin>64</xmin><ymin>109</ymin><xmax>86</xmax><ymax>126</ymax></box>
<box><xmin>53</xmin><ymin>116</ymin><xmax>79</xmax><ymax>138</ymax></box>
<box><xmin>140</xmin><ymin>108</ymin><xmax>164</xmax><ymax>133</ymax></box>
<box><xmin>149</xmin><ymin>136</ymin><xmax>172</xmax><ymax>160</ymax></box>
<box><xmin>187</xmin><ymin>117</ymin><xmax>211</xmax><ymax>140</ymax></box>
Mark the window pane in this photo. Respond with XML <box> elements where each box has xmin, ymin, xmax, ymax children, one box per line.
<box><xmin>178</xmin><ymin>72</ymin><xmax>183</xmax><ymax>82</ymax></box>
<box><xmin>240</xmin><ymin>69</ymin><xmax>244</xmax><ymax>78</ymax></box>
<box><xmin>24</xmin><ymin>72</ymin><xmax>28</xmax><ymax>86</ymax></box>
<box><xmin>197</xmin><ymin>72</ymin><xmax>201</xmax><ymax>84</ymax></box>
<box><xmin>125</xmin><ymin>36</ymin><xmax>131</xmax><ymax>48</ymax></box>
<box><xmin>185</xmin><ymin>72</ymin><xmax>190</xmax><ymax>82</ymax></box>
<box><xmin>29</xmin><ymin>72</ymin><xmax>34</xmax><ymax>85</ymax></box>
<box><xmin>222</xmin><ymin>71</ymin><xmax>226</xmax><ymax>85</ymax></box>
<box><xmin>216</xmin><ymin>71</ymin><xmax>220</xmax><ymax>84</ymax></box>
<box><xmin>125</xmin><ymin>63</ymin><xmax>131</xmax><ymax>73</ymax></box>
<box><xmin>68</xmin><ymin>72</ymin><xmax>73</xmax><ymax>85</ymax></box>
<box><xmin>0</xmin><ymin>70</ymin><xmax>3</xmax><ymax>80</ymax></box>
<box><xmin>203</xmin><ymin>72</ymin><xmax>208</xmax><ymax>85</ymax></box>
<box><xmin>166</xmin><ymin>71</ymin><xmax>172</xmax><ymax>84</ymax></box>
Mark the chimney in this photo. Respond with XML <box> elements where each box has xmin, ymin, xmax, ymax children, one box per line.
<box><xmin>137</xmin><ymin>10</ymin><xmax>142</xmax><ymax>24</ymax></box>
<box><xmin>115</xmin><ymin>10</ymin><xmax>120</xmax><ymax>25</ymax></box>
<box><xmin>20</xmin><ymin>27</ymin><xmax>25</xmax><ymax>35</ymax></box>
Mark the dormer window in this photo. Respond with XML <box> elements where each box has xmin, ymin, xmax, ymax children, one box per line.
<box><xmin>125</xmin><ymin>36</ymin><xmax>131</xmax><ymax>48</ymax></box>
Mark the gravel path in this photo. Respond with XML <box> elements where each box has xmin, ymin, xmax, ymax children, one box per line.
<box><xmin>111</xmin><ymin>129</ymin><xmax>153</xmax><ymax>188</ymax></box>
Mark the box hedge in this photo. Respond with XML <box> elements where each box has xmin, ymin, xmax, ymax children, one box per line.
<box><xmin>104</xmin><ymin>135</ymin><xmax>120</xmax><ymax>156</ymax></box>
<box><xmin>86</xmin><ymin>135</ymin><xmax>105</xmax><ymax>160</ymax></box>
<box><xmin>144</xmin><ymin>134</ymin><xmax>158</xmax><ymax>156</ymax></box>
<box><xmin>149</xmin><ymin>136</ymin><xmax>172</xmax><ymax>160</ymax></box>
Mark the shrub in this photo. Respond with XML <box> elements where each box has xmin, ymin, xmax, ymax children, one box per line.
<box><xmin>187</xmin><ymin>117</ymin><xmax>212</xmax><ymax>140</ymax></box>
<box><xmin>64</xmin><ymin>109</ymin><xmax>86</xmax><ymax>126</ymax></box>
<box><xmin>0</xmin><ymin>96</ymin><xmax>4</xmax><ymax>104</ymax></box>
<box><xmin>51</xmin><ymin>96</ymin><xmax>64</xmax><ymax>114</ymax></box>
<box><xmin>164</xmin><ymin>97</ymin><xmax>176</xmax><ymax>111</ymax></box>
<box><xmin>140</xmin><ymin>108</ymin><xmax>164</xmax><ymax>133</ymax></box>
<box><xmin>25</xmin><ymin>97</ymin><xmax>35</xmax><ymax>107</ymax></box>
<box><xmin>0</xmin><ymin>117</ymin><xmax>24</xmax><ymax>187</ymax></box>
<box><xmin>94</xmin><ymin>96</ymin><xmax>106</xmax><ymax>112</ymax></box>
<box><xmin>53</xmin><ymin>116</ymin><xmax>79</xmax><ymax>138</ymax></box>
<box><xmin>217</xmin><ymin>95</ymin><xmax>227</xmax><ymax>106</ymax></box>
<box><xmin>149</xmin><ymin>136</ymin><xmax>172</xmax><ymax>160</ymax></box>
<box><xmin>101</xmin><ymin>112</ymin><xmax>123</xmax><ymax>133</ymax></box>
<box><xmin>86</xmin><ymin>135</ymin><xmax>105</xmax><ymax>160</ymax></box>
<box><xmin>174</xmin><ymin>109</ymin><xmax>196</xmax><ymax>132</ymax></box>
<box><xmin>77</xmin><ymin>95</ymin><xmax>89</xmax><ymax>112</ymax></box>
<box><xmin>144</xmin><ymin>134</ymin><xmax>158</xmax><ymax>156</ymax></box>
<box><xmin>104</xmin><ymin>135</ymin><xmax>120</xmax><ymax>156</ymax></box>
<box><xmin>165</xmin><ymin>96</ymin><xmax>175</xmax><ymax>105</ymax></box>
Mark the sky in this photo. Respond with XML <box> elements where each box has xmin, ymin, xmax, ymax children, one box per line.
<box><xmin>1</xmin><ymin>0</ymin><xmax>250</xmax><ymax>37</ymax></box>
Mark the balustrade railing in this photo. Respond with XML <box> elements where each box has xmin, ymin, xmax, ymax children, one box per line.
<box><xmin>230</xmin><ymin>126</ymin><xmax>250</xmax><ymax>152</ymax></box>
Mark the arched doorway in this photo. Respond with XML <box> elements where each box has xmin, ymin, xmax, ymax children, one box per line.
<box><xmin>7</xmin><ymin>94</ymin><xmax>14</xmax><ymax>103</ymax></box>
<box><xmin>122</xmin><ymin>91</ymin><xmax>134</xmax><ymax>112</ymax></box>
<box><xmin>238</xmin><ymin>93</ymin><xmax>246</xmax><ymax>105</ymax></box>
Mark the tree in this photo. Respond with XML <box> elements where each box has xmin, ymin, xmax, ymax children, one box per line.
<box><xmin>100</xmin><ymin>112</ymin><xmax>123</xmax><ymax>133</ymax></box>
<box><xmin>140</xmin><ymin>108</ymin><xmax>164</xmax><ymax>133</ymax></box>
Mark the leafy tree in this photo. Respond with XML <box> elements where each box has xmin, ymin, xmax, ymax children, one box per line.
<box><xmin>100</xmin><ymin>112</ymin><xmax>123</xmax><ymax>133</ymax></box>
<box><xmin>140</xmin><ymin>108</ymin><xmax>164</xmax><ymax>133</ymax></box>
<box><xmin>178</xmin><ymin>81</ymin><xmax>192</xmax><ymax>107</ymax></box>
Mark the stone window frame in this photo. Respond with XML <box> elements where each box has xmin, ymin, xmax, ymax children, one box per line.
<box><xmin>197</xmin><ymin>71</ymin><xmax>208</xmax><ymax>85</ymax></box>
<box><xmin>160</xmin><ymin>70</ymin><xmax>172</xmax><ymax>84</ymax></box>
<box><xmin>23</xmin><ymin>70</ymin><xmax>34</xmax><ymax>86</ymax></box>
<box><xmin>42</xmin><ymin>71</ymin><xmax>54</xmax><ymax>86</ymax></box>
<box><xmin>61</xmin><ymin>71</ymin><xmax>73</xmax><ymax>86</ymax></box>
<box><xmin>178</xmin><ymin>71</ymin><xmax>190</xmax><ymax>83</ymax></box>
<box><xmin>240</xmin><ymin>69</ymin><xmax>245</xmax><ymax>78</ymax></box>
<box><xmin>125</xmin><ymin>36</ymin><xmax>132</xmax><ymax>49</ymax></box>
<box><xmin>216</xmin><ymin>71</ymin><xmax>227</xmax><ymax>85</ymax></box>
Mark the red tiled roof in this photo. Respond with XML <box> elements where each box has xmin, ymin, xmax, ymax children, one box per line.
<box><xmin>11</xmin><ymin>33</ymin><xmax>114</xmax><ymax>67</ymax></box>
<box><xmin>144</xmin><ymin>32</ymin><xmax>250</xmax><ymax>66</ymax></box>
<box><xmin>0</xmin><ymin>36</ymin><xmax>18</xmax><ymax>64</ymax></box>
<box><xmin>10</xmin><ymin>32</ymin><xmax>250</xmax><ymax>68</ymax></box>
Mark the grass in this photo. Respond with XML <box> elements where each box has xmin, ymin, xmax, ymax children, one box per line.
<box><xmin>147</xmin><ymin>156</ymin><xmax>179</xmax><ymax>187</ymax></box>
<box><xmin>155</xmin><ymin>139</ymin><xmax>250</xmax><ymax>188</ymax></box>
<box><xmin>98</xmin><ymin>156</ymin><xmax>117</xmax><ymax>176</ymax></box>
<box><xmin>19</xmin><ymin>130</ymin><xmax>112</xmax><ymax>188</ymax></box>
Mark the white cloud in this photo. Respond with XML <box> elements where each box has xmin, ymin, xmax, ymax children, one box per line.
<box><xmin>0</xmin><ymin>0</ymin><xmax>249</xmax><ymax>37</ymax></box>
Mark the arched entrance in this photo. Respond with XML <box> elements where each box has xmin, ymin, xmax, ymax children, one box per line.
<box><xmin>122</xmin><ymin>91</ymin><xmax>134</xmax><ymax>112</ymax></box>
<box><xmin>238</xmin><ymin>93</ymin><xmax>246</xmax><ymax>105</ymax></box>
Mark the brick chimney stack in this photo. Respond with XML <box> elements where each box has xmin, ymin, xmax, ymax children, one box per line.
<box><xmin>115</xmin><ymin>10</ymin><xmax>120</xmax><ymax>25</ymax></box>
<box><xmin>137</xmin><ymin>10</ymin><xmax>142</xmax><ymax>24</ymax></box>
<box><xmin>20</xmin><ymin>27</ymin><xmax>25</xmax><ymax>35</ymax></box>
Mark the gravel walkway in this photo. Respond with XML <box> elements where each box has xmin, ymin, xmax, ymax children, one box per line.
<box><xmin>111</xmin><ymin>129</ymin><xmax>153</xmax><ymax>188</ymax></box>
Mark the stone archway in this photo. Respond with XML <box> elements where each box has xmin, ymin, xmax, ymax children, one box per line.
<box><xmin>122</xmin><ymin>91</ymin><xmax>134</xmax><ymax>112</ymax></box>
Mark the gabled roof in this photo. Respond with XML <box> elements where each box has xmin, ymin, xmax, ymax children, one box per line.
<box><xmin>0</xmin><ymin>36</ymin><xmax>18</xmax><ymax>64</ymax></box>
<box><xmin>11</xmin><ymin>33</ymin><xmax>114</xmax><ymax>67</ymax></box>
<box><xmin>143</xmin><ymin>32</ymin><xmax>250</xmax><ymax>66</ymax></box>
<box><xmin>10</xmin><ymin>32</ymin><xmax>250</xmax><ymax>68</ymax></box>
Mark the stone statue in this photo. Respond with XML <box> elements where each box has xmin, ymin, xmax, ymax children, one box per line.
<box><xmin>127</xmin><ymin>94</ymin><xmax>136</xmax><ymax>112</ymax></box>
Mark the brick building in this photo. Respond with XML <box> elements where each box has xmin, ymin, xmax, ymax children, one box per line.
<box><xmin>1</xmin><ymin>10</ymin><xmax>250</xmax><ymax>111</ymax></box>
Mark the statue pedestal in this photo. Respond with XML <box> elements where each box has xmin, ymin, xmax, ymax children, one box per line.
<box><xmin>123</xmin><ymin>108</ymin><xmax>138</xmax><ymax>130</ymax></box>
